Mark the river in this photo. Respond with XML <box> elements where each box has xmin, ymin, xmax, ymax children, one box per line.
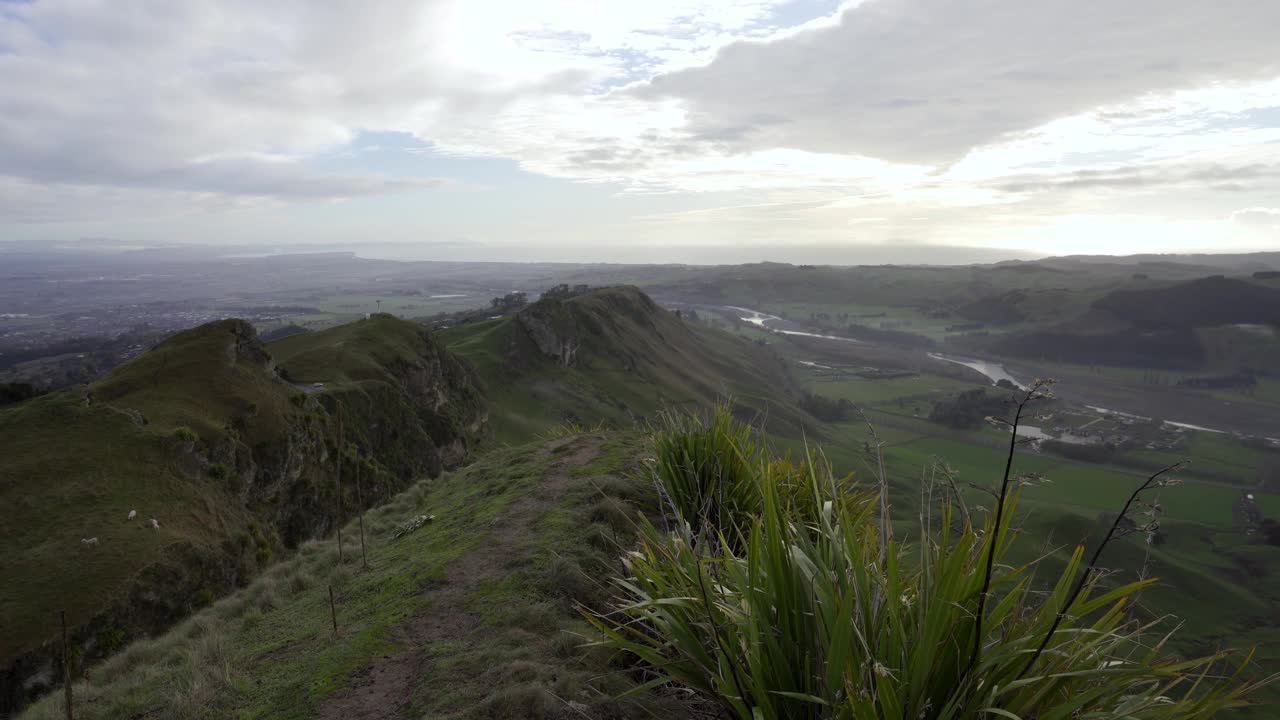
<box><xmin>726</xmin><ymin>306</ymin><xmax>864</xmax><ymax>343</ymax></box>
<box><xmin>719</xmin><ymin>304</ymin><xmax>1272</xmax><ymax>441</ymax></box>
<box><xmin>926</xmin><ymin>353</ymin><xmax>1025</xmax><ymax>389</ymax></box>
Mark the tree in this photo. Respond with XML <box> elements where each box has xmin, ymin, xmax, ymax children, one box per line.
<box><xmin>798</xmin><ymin>391</ymin><xmax>854</xmax><ymax>422</ymax></box>
<box><xmin>489</xmin><ymin>291</ymin><xmax>527</xmax><ymax>312</ymax></box>
<box><xmin>928</xmin><ymin>389</ymin><xmax>1013</xmax><ymax>429</ymax></box>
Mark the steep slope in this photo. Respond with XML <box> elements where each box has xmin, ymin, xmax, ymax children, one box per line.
<box><xmin>16</xmin><ymin>431</ymin><xmax>693</xmax><ymax>720</ymax></box>
<box><xmin>0</xmin><ymin>316</ymin><xmax>484</xmax><ymax>713</ymax></box>
<box><xmin>440</xmin><ymin>286</ymin><xmax>809</xmax><ymax>442</ymax></box>
<box><xmin>268</xmin><ymin>314</ymin><xmax>488</xmax><ymax>484</ymax></box>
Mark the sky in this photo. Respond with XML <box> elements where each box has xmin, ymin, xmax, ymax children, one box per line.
<box><xmin>1</xmin><ymin>0</ymin><xmax>1279</xmax><ymax>264</ymax></box>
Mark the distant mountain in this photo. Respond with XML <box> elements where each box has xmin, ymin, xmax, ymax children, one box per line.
<box><xmin>1045</xmin><ymin>251</ymin><xmax>1280</xmax><ymax>272</ymax></box>
<box><xmin>0</xmin><ymin>316</ymin><xmax>484</xmax><ymax>712</ymax></box>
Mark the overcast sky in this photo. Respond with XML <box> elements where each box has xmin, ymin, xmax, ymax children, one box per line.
<box><xmin>2</xmin><ymin>0</ymin><xmax>1278</xmax><ymax>262</ymax></box>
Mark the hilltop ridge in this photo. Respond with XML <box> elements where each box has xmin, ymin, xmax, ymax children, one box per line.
<box><xmin>442</xmin><ymin>285</ymin><xmax>810</xmax><ymax>441</ymax></box>
<box><xmin>0</xmin><ymin>315</ymin><xmax>484</xmax><ymax>712</ymax></box>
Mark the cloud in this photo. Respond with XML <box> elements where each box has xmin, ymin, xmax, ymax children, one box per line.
<box><xmin>991</xmin><ymin>162</ymin><xmax>1280</xmax><ymax>195</ymax></box>
<box><xmin>1231</xmin><ymin>207</ymin><xmax>1280</xmax><ymax>231</ymax></box>
<box><xmin>638</xmin><ymin>0</ymin><xmax>1280</xmax><ymax>165</ymax></box>
<box><xmin>1</xmin><ymin>0</ymin><xmax>1278</xmax><ymax>257</ymax></box>
<box><xmin>0</xmin><ymin>0</ymin><xmax>804</xmax><ymax>209</ymax></box>
<box><xmin>0</xmin><ymin>1</ymin><xmax>471</xmax><ymax>203</ymax></box>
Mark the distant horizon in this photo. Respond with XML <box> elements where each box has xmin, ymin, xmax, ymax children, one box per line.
<box><xmin>7</xmin><ymin>237</ymin><xmax>1280</xmax><ymax>268</ymax></box>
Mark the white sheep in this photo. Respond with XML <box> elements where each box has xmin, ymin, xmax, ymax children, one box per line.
<box><xmin>149</xmin><ymin>518</ymin><xmax>160</xmax><ymax>530</ymax></box>
<box><xmin>127</xmin><ymin>509</ymin><xmax>137</xmax><ymax>521</ymax></box>
<box><xmin>81</xmin><ymin>537</ymin><xmax>99</xmax><ymax>547</ymax></box>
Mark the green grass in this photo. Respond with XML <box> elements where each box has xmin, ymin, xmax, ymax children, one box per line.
<box><xmin>91</xmin><ymin>319</ymin><xmax>296</xmax><ymax>443</ymax></box>
<box><xmin>440</xmin><ymin>287</ymin><xmax>816</xmax><ymax>444</ymax></box>
<box><xmin>1124</xmin><ymin>432</ymin><xmax>1273</xmax><ymax>486</ymax></box>
<box><xmin>800</xmin><ymin>370</ymin><xmax>984</xmax><ymax>410</ymax></box>
<box><xmin>0</xmin><ymin>390</ymin><xmax>257</xmax><ymax>668</ymax></box>
<box><xmin>20</xmin><ymin>432</ymin><xmax>674</xmax><ymax>720</ymax></box>
<box><xmin>589</xmin><ymin>408</ymin><xmax>1271</xmax><ymax>720</ymax></box>
<box><xmin>758</xmin><ymin>301</ymin><xmax>962</xmax><ymax>341</ymax></box>
<box><xmin>884</xmin><ymin>436</ymin><xmax>1261</xmax><ymax>526</ymax></box>
<box><xmin>2</xmin><ymin>314</ymin><xmax>487</xmax><ymax>696</ymax></box>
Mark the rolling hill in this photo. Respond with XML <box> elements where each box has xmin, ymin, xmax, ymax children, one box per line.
<box><xmin>0</xmin><ymin>316</ymin><xmax>485</xmax><ymax>713</ymax></box>
<box><xmin>439</xmin><ymin>286</ymin><xmax>812</xmax><ymax>442</ymax></box>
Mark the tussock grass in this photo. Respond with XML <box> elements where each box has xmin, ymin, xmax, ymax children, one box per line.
<box><xmin>589</xmin><ymin>407</ymin><xmax>1275</xmax><ymax>720</ymax></box>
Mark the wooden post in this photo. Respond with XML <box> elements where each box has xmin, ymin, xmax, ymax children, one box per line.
<box><xmin>356</xmin><ymin>453</ymin><xmax>368</xmax><ymax>570</ymax></box>
<box><xmin>61</xmin><ymin>610</ymin><xmax>73</xmax><ymax>720</ymax></box>
<box><xmin>335</xmin><ymin>410</ymin><xmax>345</xmax><ymax>565</ymax></box>
<box><xmin>329</xmin><ymin>585</ymin><xmax>338</xmax><ymax>639</ymax></box>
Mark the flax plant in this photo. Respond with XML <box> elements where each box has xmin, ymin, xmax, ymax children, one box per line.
<box><xmin>587</xmin><ymin>407</ymin><xmax>1271</xmax><ymax>720</ymax></box>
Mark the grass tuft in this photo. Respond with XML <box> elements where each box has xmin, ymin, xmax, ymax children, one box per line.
<box><xmin>589</xmin><ymin>406</ymin><xmax>1275</xmax><ymax>720</ymax></box>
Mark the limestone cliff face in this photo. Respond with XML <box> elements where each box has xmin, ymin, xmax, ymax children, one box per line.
<box><xmin>512</xmin><ymin>286</ymin><xmax>666</xmax><ymax>371</ymax></box>
<box><xmin>517</xmin><ymin>304</ymin><xmax>584</xmax><ymax>367</ymax></box>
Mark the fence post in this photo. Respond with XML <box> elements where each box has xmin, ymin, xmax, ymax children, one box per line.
<box><xmin>329</xmin><ymin>585</ymin><xmax>338</xmax><ymax>639</ymax></box>
<box><xmin>61</xmin><ymin>610</ymin><xmax>73</xmax><ymax>720</ymax></box>
<box><xmin>335</xmin><ymin>411</ymin><xmax>345</xmax><ymax>565</ymax></box>
<box><xmin>356</xmin><ymin>454</ymin><xmax>368</xmax><ymax>570</ymax></box>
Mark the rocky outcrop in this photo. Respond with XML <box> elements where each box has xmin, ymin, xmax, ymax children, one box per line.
<box><xmin>512</xmin><ymin>285</ymin><xmax>666</xmax><ymax>371</ymax></box>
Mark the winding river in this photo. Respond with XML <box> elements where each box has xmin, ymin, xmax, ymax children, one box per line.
<box><xmin>717</xmin><ymin>304</ymin><xmax>1279</xmax><ymax>442</ymax></box>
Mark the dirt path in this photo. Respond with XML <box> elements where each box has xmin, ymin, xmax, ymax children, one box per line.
<box><xmin>316</xmin><ymin>436</ymin><xmax>602</xmax><ymax>720</ymax></box>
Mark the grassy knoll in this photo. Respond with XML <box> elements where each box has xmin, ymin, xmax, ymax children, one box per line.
<box><xmin>20</xmin><ymin>432</ymin><xmax>676</xmax><ymax>720</ymax></box>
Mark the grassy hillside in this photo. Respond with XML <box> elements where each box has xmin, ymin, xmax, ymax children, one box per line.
<box><xmin>440</xmin><ymin>286</ymin><xmax>811</xmax><ymax>443</ymax></box>
<box><xmin>20</xmin><ymin>417</ymin><xmax>1279</xmax><ymax>718</ymax></box>
<box><xmin>268</xmin><ymin>314</ymin><xmax>488</xmax><ymax>473</ymax></box>
<box><xmin>1</xmin><ymin>317</ymin><xmax>485</xmax><ymax>714</ymax></box>
<box><xmin>18</xmin><ymin>432</ymin><xmax>687</xmax><ymax>720</ymax></box>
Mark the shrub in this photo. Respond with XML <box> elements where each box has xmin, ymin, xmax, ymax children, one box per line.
<box><xmin>96</xmin><ymin>626</ymin><xmax>127</xmax><ymax>655</ymax></box>
<box><xmin>647</xmin><ymin>406</ymin><xmax>845</xmax><ymax>549</ymax></box>
<box><xmin>207</xmin><ymin>463</ymin><xmax>229</xmax><ymax>481</ymax></box>
<box><xmin>588</xmin><ymin>404</ymin><xmax>1272</xmax><ymax>720</ymax></box>
<box><xmin>173</xmin><ymin>426</ymin><xmax>199</xmax><ymax>442</ymax></box>
<box><xmin>797</xmin><ymin>391</ymin><xmax>854</xmax><ymax>422</ymax></box>
<box><xmin>928</xmin><ymin>388</ymin><xmax>1014</xmax><ymax>429</ymax></box>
